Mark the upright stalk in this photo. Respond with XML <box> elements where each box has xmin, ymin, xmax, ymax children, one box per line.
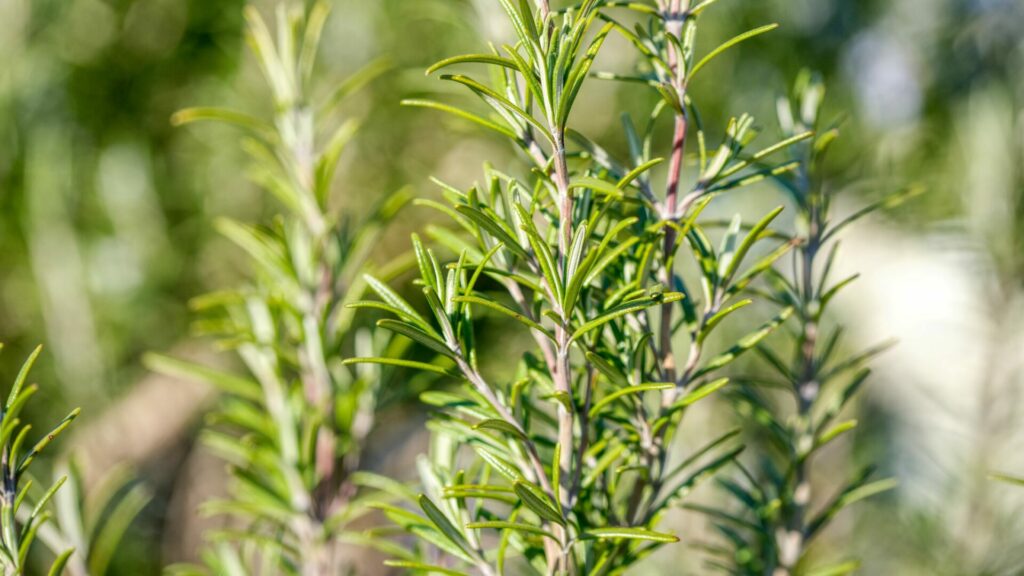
<box><xmin>287</xmin><ymin>103</ymin><xmax>337</xmax><ymax>576</ymax></box>
<box><xmin>657</xmin><ymin>0</ymin><xmax>689</xmax><ymax>403</ymax></box>
<box><xmin>553</xmin><ymin>134</ymin><xmax>576</xmax><ymax>574</ymax></box>
<box><xmin>698</xmin><ymin>73</ymin><xmax>906</xmax><ymax>575</ymax></box>
<box><xmin>151</xmin><ymin>4</ymin><xmax>409</xmax><ymax>574</ymax></box>
<box><xmin>776</xmin><ymin>179</ymin><xmax>821</xmax><ymax>576</ymax></box>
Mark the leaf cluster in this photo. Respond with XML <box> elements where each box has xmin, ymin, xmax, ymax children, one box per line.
<box><xmin>0</xmin><ymin>345</ymin><xmax>79</xmax><ymax>575</ymax></box>
<box><xmin>350</xmin><ymin>2</ymin><xmax>824</xmax><ymax>574</ymax></box>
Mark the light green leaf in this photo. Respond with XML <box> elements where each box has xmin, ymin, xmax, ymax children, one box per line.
<box><xmin>580</xmin><ymin>527</ymin><xmax>679</xmax><ymax>543</ymax></box>
<box><xmin>465</xmin><ymin>521</ymin><xmax>556</xmax><ymax>540</ymax></box>
<box><xmin>589</xmin><ymin>383</ymin><xmax>674</xmax><ymax>418</ymax></box>
<box><xmin>402</xmin><ymin>99</ymin><xmax>518</xmax><ymax>140</ymax></box>
<box><xmin>383</xmin><ymin>561</ymin><xmax>471</xmax><ymax>576</ymax></box>
<box><xmin>688</xmin><ymin>24</ymin><xmax>780</xmax><ymax>81</ymax></box>
<box><xmin>990</xmin><ymin>472</ymin><xmax>1024</xmax><ymax>487</ymax></box>
<box><xmin>143</xmin><ymin>354</ymin><xmax>261</xmax><ymax>403</ymax></box>
<box><xmin>674</xmin><ymin>377</ymin><xmax>729</xmax><ymax>408</ymax></box>
<box><xmin>454</xmin><ymin>295</ymin><xmax>554</xmax><ymax>340</ymax></box>
<box><xmin>692</xmin><ymin>308</ymin><xmax>793</xmax><ymax>379</ymax></box>
<box><xmin>364</xmin><ymin>274</ymin><xmax>434</xmax><ymax>333</ymax></box>
<box><xmin>7</xmin><ymin>345</ymin><xmax>41</xmax><ymax>410</ymax></box>
<box><xmin>341</xmin><ymin>357</ymin><xmax>456</xmax><ymax>376</ymax></box>
<box><xmin>571</xmin><ymin>293</ymin><xmax>683</xmax><ymax>342</ymax></box>
<box><xmin>427</xmin><ymin>54</ymin><xmax>518</xmax><ymax>75</ymax></box>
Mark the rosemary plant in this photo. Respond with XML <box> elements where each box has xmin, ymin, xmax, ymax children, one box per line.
<box><xmin>147</xmin><ymin>2</ymin><xmax>408</xmax><ymax>574</ymax></box>
<box><xmin>348</xmin><ymin>1</ymin><xmax>819</xmax><ymax>574</ymax></box>
<box><xmin>0</xmin><ymin>345</ymin><xmax>79</xmax><ymax>575</ymax></box>
<box><xmin>40</xmin><ymin>459</ymin><xmax>151</xmax><ymax>576</ymax></box>
<box><xmin>701</xmin><ymin>74</ymin><xmax>910</xmax><ymax>575</ymax></box>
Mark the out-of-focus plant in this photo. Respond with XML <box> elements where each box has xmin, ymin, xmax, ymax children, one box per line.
<box><xmin>0</xmin><ymin>345</ymin><xmax>79</xmax><ymax>575</ymax></box>
<box><xmin>698</xmin><ymin>73</ymin><xmax>913</xmax><ymax>575</ymax></box>
<box><xmin>146</xmin><ymin>2</ymin><xmax>410</xmax><ymax>574</ymax></box>
<box><xmin>346</xmin><ymin>1</ymin><xmax>821</xmax><ymax>574</ymax></box>
<box><xmin>989</xmin><ymin>473</ymin><xmax>1024</xmax><ymax>487</ymax></box>
<box><xmin>34</xmin><ymin>460</ymin><xmax>151</xmax><ymax>576</ymax></box>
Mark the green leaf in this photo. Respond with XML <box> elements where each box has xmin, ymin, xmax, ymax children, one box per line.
<box><xmin>473</xmin><ymin>419</ymin><xmax>528</xmax><ymax>440</ymax></box>
<box><xmin>427</xmin><ymin>54</ymin><xmax>518</xmax><ymax>75</ymax></box>
<box><xmin>7</xmin><ymin>345</ymin><xmax>41</xmax><ymax>410</ymax></box>
<box><xmin>580</xmin><ymin>527</ymin><xmax>679</xmax><ymax>543</ymax></box>
<box><xmin>990</xmin><ymin>472</ymin><xmax>1024</xmax><ymax>487</ymax></box>
<box><xmin>357</xmin><ymin>473</ymin><xmax>418</xmax><ymax>504</ymax></box>
<box><xmin>588</xmin><ymin>383</ymin><xmax>674</xmax><ymax>418</ymax></box>
<box><xmin>585</xmin><ymin>352</ymin><xmax>629</xmax><ymax>386</ymax></box>
<box><xmin>817</xmin><ymin>419</ymin><xmax>857</xmax><ymax>448</ymax></box>
<box><xmin>805</xmin><ymin>561</ymin><xmax>861</xmax><ymax>576</ymax></box>
<box><xmin>48</xmin><ymin>549</ymin><xmax>75</xmax><ymax>576</ymax></box>
<box><xmin>418</xmin><ymin>495</ymin><xmax>473</xmax><ymax>558</ymax></box>
<box><xmin>443</xmin><ymin>484</ymin><xmax>516</xmax><ymax>505</ymax></box>
<box><xmin>363</xmin><ymin>274</ymin><xmax>434</xmax><ymax>333</ymax></box>
<box><xmin>412</xmin><ymin>233</ymin><xmax>440</xmax><ymax>294</ymax></box>
<box><xmin>18</xmin><ymin>408</ymin><xmax>80</xmax><ymax>474</ymax></box>
<box><xmin>497</xmin><ymin>0</ymin><xmax>541</xmax><ymax>51</ymax></box>
<box><xmin>674</xmin><ymin>377</ymin><xmax>729</xmax><ymax>409</ymax></box>
<box><xmin>320</xmin><ymin>57</ymin><xmax>393</xmax><ymax>113</ymax></box>
<box><xmin>513</xmin><ymin>481</ymin><xmax>564</xmax><ymax>526</ymax></box>
<box><xmin>513</xmin><ymin>205</ymin><xmax>563</xmax><ymax>304</ymax></box>
<box><xmin>806</xmin><ymin>476</ymin><xmax>897</xmax><ymax>538</ymax></box>
<box><xmin>89</xmin><ymin>483</ymin><xmax>152</xmax><ymax>576</ymax></box>
<box><xmin>465</xmin><ymin>521</ymin><xmax>556</xmax><ymax>540</ymax></box>
<box><xmin>28</xmin><ymin>476</ymin><xmax>65</xmax><ymax>526</ymax></box>
<box><xmin>402</xmin><ymin>99</ymin><xmax>518</xmax><ymax>140</ymax></box>
<box><xmin>701</xmin><ymin>300</ymin><xmax>752</xmax><ymax>341</ymax></box>
<box><xmin>722</xmin><ymin>206</ymin><xmax>785</xmax><ymax>283</ymax></box>
<box><xmin>660</xmin><ymin>446</ymin><xmax>744</xmax><ymax>508</ymax></box>
<box><xmin>823</xmin><ymin>185</ymin><xmax>925</xmax><ymax>243</ymax></box>
<box><xmin>298</xmin><ymin>1</ymin><xmax>330</xmax><ymax>90</ymax></box>
<box><xmin>821</xmin><ymin>340</ymin><xmax>896</xmax><ymax>382</ymax></box>
<box><xmin>475</xmin><ymin>447</ymin><xmax>522</xmax><ymax>483</ymax></box>
<box><xmin>4</xmin><ymin>384</ymin><xmax>37</xmax><ymax>427</ymax></box>
<box><xmin>170</xmin><ymin>107</ymin><xmax>273</xmax><ymax>137</ymax></box>
<box><xmin>692</xmin><ymin>308</ymin><xmax>793</xmax><ymax>379</ymax></box>
<box><xmin>616</xmin><ymin>157</ymin><xmax>664</xmax><ymax>190</ymax></box>
<box><xmin>717</xmin><ymin>133</ymin><xmax>814</xmax><ymax>180</ymax></box>
<box><xmin>376</xmin><ymin>319</ymin><xmax>455</xmax><ymax>359</ymax></box>
<box><xmin>441</xmin><ymin>74</ymin><xmax>553</xmax><ymax>142</ymax></box>
<box><xmin>559</xmin><ymin>21</ymin><xmax>614</xmax><ymax>125</ymax></box>
<box><xmin>454</xmin><ymin>295</ymin><xmax>554</xmax><ymax>340</ymax></box>
<box><xmin>214</xmin><ymin>218</ymin><xmax>288</xmax><ymax>273</ymax></box>
<box><xmin>689</xmin><ymin>0</ymin><xmax>724</xmax><ymax>16</ymax></box>
<box><xmin>341</xmin><ymin>357</ymin><xmax>456</xmax><ymax>376</ymax></box>
<box><xmin>688</xmin><ymin>24</ymin><xmax>780</xmax><ymax>81</ymax></box>
<box><xmin>571</xmin><ymin>293</ymin><xmax>684</xmax><ymax>342</ymax></box>
<box><xmin>455</xmin><ymin>205</ymin><xmax>530</xmax><ymax>260</ymax></box>
<box><xmin>383</xmin><ymin>561</ymin><xmax>471</xmax><ymax>576</ymax></box>
<box><xmin>570</xmin><ymin>176</ymin><xmax>623</xmax><ymax>197</ymax></box>
<box><xmin>143</xmin><ymin>354</ymin><xmax>261</xmax><ymax>403</ymax></box>
<box><xmin>315</xmin><ymin>117</ymin><xmax>361</xmax><ymax>203</ymax></box>
<box><xmin>710</xmin><ymin>160</ymin><xmax>800</xmax><ymax>193</ymax></box>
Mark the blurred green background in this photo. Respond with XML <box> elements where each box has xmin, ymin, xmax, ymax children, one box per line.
<box><xmin>0</xmin><ymin>0</ymin><xmax>1022</xmax><ymax>573</ymax></box>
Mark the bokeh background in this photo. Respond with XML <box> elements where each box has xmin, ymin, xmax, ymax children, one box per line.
<box><xmin>1</xmin><ymin>0</ymin><xmax>1022</xmax><ymax>573</ymax></box>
